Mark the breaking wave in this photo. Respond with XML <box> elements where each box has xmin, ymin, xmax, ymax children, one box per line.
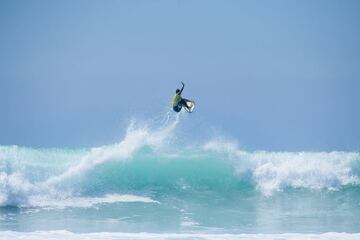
<box><xmin>1</xmin><ymin>113</ymin><xmax>359</xmax><ymax>207</ymax></box>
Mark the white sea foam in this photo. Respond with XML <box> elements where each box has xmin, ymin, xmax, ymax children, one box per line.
<box><xmin>27</xmin><ymin>194</ymin><xmax>159</xmax><ymax>209</ymax></box>
<box><xmin>180</xmin><ymin>221</ymin><xmax>199</xmax><ymax>227</ymax></box>
<box><xmin>1</xmin><ymin>231</ymin><xmax>360</xmax><ymax>240</ymax></box>
<box><xmin>204</xmin><ymin>140</ymin><xmax>360</xmax><ymax>195</ymax></box>
<box><xmin>0</xmin><ymin>172</ymin><xmax>38</xmax><ymax>206</ymax></box>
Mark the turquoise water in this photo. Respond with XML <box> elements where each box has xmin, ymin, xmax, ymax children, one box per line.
<box><xmin>1</xmin><ymin>116</ymin><xmax>360</xmax><ymax>239</ymax></box>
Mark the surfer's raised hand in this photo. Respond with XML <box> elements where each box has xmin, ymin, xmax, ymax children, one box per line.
<box><xmin>179</xmin><ymin>82</ymin><xmax>185</xmax><ymax>94</ymax></box>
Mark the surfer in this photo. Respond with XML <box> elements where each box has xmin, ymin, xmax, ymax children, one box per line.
<box><xmin>172</xmin><ymin>82</ymin><xmax>193</xmax><ymax>113</ymax></box>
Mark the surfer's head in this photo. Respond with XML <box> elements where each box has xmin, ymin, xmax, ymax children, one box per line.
<box><xmin>176</xmin><ymin>89</ymin><xmax>180</xmax><ymax>94</ymax></box>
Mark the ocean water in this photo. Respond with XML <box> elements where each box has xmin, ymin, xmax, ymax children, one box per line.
<box><xmin>1</xmin><ymin>114</ymin><xmax>360</xmax><ymax>240</ymax></box>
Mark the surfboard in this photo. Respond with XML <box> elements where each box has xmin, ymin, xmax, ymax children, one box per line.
<box><xmin>184</xmin><ymin>100</ymin><xmax>195</xmax><ymax>113</ymax></box>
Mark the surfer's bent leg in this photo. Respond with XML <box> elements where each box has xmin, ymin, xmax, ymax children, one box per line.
<box><xmin>173</xmin><ymin>105</ymin><xmax>181</xmax><ymax>112</ymax></box>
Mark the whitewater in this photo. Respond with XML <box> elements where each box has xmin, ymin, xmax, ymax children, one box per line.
<box><xmin>1</xmin><ymin>112</ymin><xmax>360</xmax><ymax>240</ymax></box>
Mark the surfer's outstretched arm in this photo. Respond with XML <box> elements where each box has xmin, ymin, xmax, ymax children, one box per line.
<box><xmin>179</xmin><ymin>82</ymin><xmax>185</xmax><ymax>94</ymax></box>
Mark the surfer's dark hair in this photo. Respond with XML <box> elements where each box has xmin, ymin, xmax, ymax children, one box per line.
<box><xmin>176</xmin><ymin>89</ymin><xmax>180</xmax><ymax>93</ymax></box>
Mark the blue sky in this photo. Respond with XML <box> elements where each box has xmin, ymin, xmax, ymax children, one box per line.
<box><xmin>0</xmin><ymin>0</ymin><xmax>359</xmax><ymax>151</ymax></box>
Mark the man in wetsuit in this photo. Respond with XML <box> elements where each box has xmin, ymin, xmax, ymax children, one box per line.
<box><xmin>172</xmin><ymin>82</ymin><xmax>190</xmax><ymax>112</ymax></box>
